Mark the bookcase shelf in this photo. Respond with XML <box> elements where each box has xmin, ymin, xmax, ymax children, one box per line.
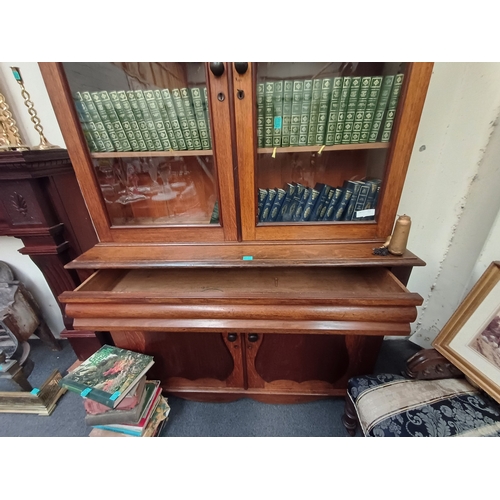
<box><xmin>40</xmin><ymin>61</ymin><xmax>433</xmax><ymax>404</ymax></box>
<box><xmin>257</xmin><ymin>143</ymin><xmax>390</xmax><ymax>155</ymax></box>
<box><xmin>91</xmin><ymin>150</ymin><xmax>213</xmax><ymax>159</ymax></box>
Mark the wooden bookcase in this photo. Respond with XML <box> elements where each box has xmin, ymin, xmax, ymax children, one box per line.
<box><xmin>39</xmin><ymin>62</ymin><xmax>432</xmax><ymax>402</ymax></box>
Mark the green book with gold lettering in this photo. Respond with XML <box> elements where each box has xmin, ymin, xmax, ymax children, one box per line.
<box><xmin>351</xmin><ymin>76</ymin><xmax>371</xmax><ymax>144</ymax></box>
<box><xmin>191</xmin><ymin>88</ymin><xmax>210</xmax><ymax>150</ymax></box>
<box><xmin>99</xmin><ymin>91</ymin><xmax>132</xmax><ymax>152</ymax></box>
<box><xmin>290</xmin><ymin>80</ymin><xmax>303</xmax><ymax>147</ymax></box>
<box><xmin>181</xmin><ymin>87</ymin><xmax>202</xmax><ymax>150</ymax></box>
<box><xmin>73</xmin><ymin>92</ymin><xmax>102</xmax><ymax>152</ymax></box>
<box><xmin>281</xmin><ymin>80</ymin><xmax>293</xmax><ymax>147</ymax></box>
<box><xmin>299</xmin><ymin>79</ymin><xmax>312</xmax><ymax>146</ymax></box>
<box><xmin>79</xmin><ymin>91</ymin><xmax>115</xmax><ymax>152</ymax></box>
<box><xmin>256</xmin><ymin>83</ymin><xmax>265</xmax><ymax>148</ymax></box>
<box><xmin>272</xmin><ymin>81</ymin><xmax>283</xmax><ymax>147</ymax></box>
<box><xmin>264</xmin><ymin>82</ymin><xmax>274</xmax><ymax>148</ymax></box>
<box><xmin>135</xmin><ymin>90</ymin><xmax>165</xmax><ymax>151</ymax></box>
<box><xmin>160</xmin><ymin>88</ymin><xmax>187</xmax><ymax>151</ymax></box>
<box><xmin>359</xmin><ymin>76</ymin><xmax>383</xmax><ymax>144</ymax></box>
<box><xmin>153</xmin><ymin>89</ymin><xmax>179</xmax><ymax>150</ymax></box>
<box><xmin>108</xmin><ymin>91</ymin><xmax>141</xmax><ymax>152</ymax></box>
<box><xmin>334</xmin><ymin>77</ymin><xmax>351</xmax><ymax>145</ymax></box>
<box><xmin>126</xmin><ymin>91</ymin><xmax>156</xmax><ymax>151</ymax></box>
<box><xmin>116</xmin><ymin>91</ymin><xmax>147</xmax><ymax>151</ymax></box>
<box><xmin>172</xmin><ymin>88</ymin><xmax>194</xmax><ymax>150</ymax></box>
<box><xmin>143</xmin><ymin>89</ymin><xmax>172</xmax><ymax>151</ymax></box>
<box><xmin>368</xmin><ymin>75</ymin><xmax>395</xmax><ymax>143</ymax></box>
<box><xmin>324</xmin><ymin>77</ymin><xmax>343</xmax><ymax>146</ymax></box>
<box><xmin>90</xmin><ymin>91</ymin><xmax>123</xmax><ymax>152</ymax></box>
<box><xmin>381</xmin><ymin>73</ymin><xmax>404</xmax><ymax>142</ymax></box>
<box><xmin>202</xmin><ymin>87</ymin><xmax>212</xmax><ymax>149</ymax></box>
<box><xmin>341</xmin><ymin>77</ymin><xmax>361</xmax><ymax>144</ymax></box>
<box><xmin>307</xmin><ymin>79</ymin><xmax>322</xmax><ymax>146</ymax></box>
<box><xmin>315</xmin><ymin>78</ymin><xmax>333</xmax><ymax>145</ymax></box>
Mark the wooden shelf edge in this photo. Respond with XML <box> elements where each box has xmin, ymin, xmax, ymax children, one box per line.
<box><xmin>257</xmin><ymin>143</ymin><xmax>390</xmax><ymax>155</ymax></box>
<box><xmin>64</xmin><ymin>242</ymin><xmax>426</xmax><ymax>269</ymax></box>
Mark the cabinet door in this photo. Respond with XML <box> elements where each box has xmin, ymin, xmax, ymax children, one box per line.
<box><xmin>244</xmin><ymin>332</ymin><xmax>384</xmax><ymax>400</ymax></box>
<box><xmin>109</xmin><ymin>330</ymin><xmax>245</xmax><ymax>399</ymax></box>
<box><xmin>233</xmin><ymin>62</ymin><xmax>433</xmax><ymax>242</ymax></box>
<box><xmin>40</xmin><ymin>62</ymin><xmax>237</xmax><ymax>243</ymax></box>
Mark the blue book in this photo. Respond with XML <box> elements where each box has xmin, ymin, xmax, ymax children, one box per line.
<box><xmin>260</xmin><ymin>188</ymin><xmax>277</xmax><ymax>222</ymax></box>
<box><xmin>300</xmin><ymin>188</ymin><xmax>321</xmax><ymax>221</ymax></box>
<box><xmin>276</xmin><ymin>183</ymin><xmax>296</xmax><ymax>222</ymax></box>
<box><xmin>332</xmin><ymin>182</ymin><xmax>356</xmax><ymax>221</ymax></box>
<box><xmin>343</xmin><ymin>181</ymin><xmax>363</xmax><ymax>221</ymax></box>
<box><xmin>310</xmin><ymin>183</ymin><xmax>332</xmax><ymax>221</ymax></box>
<box><xmin>292</xmin><ymin>187</ymin><xmax>310</xmax><ymax>222</ymax></box>
<box><xmin>322</xmin><ymin>187</ymin><xmax>343</xmax><ymax>221</ymax></box>
<box><xmin>283</xmin><ymin>183</ymin><xmax>305</xmax><ymax>222</ymax></box>
<box><xmin>268</xmin><ymin>188</ymin><xmax>287</xmax><ymax>222</ymax></box>
<box><xmin>257</xmin><ymin>188</ymin><xmax>268</xmax><ymax>221</ymax></box>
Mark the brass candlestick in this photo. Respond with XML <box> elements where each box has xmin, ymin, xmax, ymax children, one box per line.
<box><xmin>10</xmin><ymin>66</ymin><xmax>61</xmax><ymax>150</ymax></box>
<box><xmin>0</xmin><ymin>91</ymin><xmax>29</xmax><ymax>151</ymax></box>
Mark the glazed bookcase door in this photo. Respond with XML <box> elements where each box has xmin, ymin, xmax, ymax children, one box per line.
<box><xmin>39</xmin><ymin>62</ymin><xmax>238</xmax><ymax>243</ymax></box>
<box><xmin>234</xmin><ymin>62</ymin><xmax>432</xmax><ymax>242</ymax></box>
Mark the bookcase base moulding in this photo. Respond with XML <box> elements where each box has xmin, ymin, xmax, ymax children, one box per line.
<box><xmin>60</xmin><ymin>264</ymin><xmax>424</xmax><ymax>403</ymax></box>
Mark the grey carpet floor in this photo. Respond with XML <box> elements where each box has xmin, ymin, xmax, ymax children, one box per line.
<box><xmin>0</xmin><ymin>338</ymin><xmax>421</xmax><ymax>437</ymax></box>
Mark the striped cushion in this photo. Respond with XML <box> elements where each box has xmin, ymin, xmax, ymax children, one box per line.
<box><xmin>348</xmin><ymin>375</ymin><xmax>500</xmax><ymax>437</ymax></box>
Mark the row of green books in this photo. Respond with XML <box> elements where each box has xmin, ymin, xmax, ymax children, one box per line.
<box><xmin>257</xmin><ymin>74</ymin><xmax>404</xmax><ymax>148</ymax></box>
<box><xmin>258</xmin><ymin>178</ymin><xmax>381</xmax><ymax>223</ymax></box>
<box><xmin>74</xmin><ymin>87</ymin><xmax>212</xmax><ymax>153</ymax></box>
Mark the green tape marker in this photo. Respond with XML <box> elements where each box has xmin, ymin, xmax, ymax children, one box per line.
<box><xmin>242</xmin><ymin>256</ymin><xmax>253</xmax><ymax>261</ymax></box>
<box><xmin>31</xmin><ymin>388</ymin><xmax>40</xmax><ymax>395</ymax></box>
<box><xmin>80</xmin><ymin>388</ymin><xmax>92</xmax><ymax>397</ymax></box>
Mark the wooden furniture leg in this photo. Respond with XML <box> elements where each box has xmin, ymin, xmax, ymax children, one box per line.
<box><xmin>342</xmin><ymin>394</ymin><xmax>359</xmax><ymax>436</ymax></box>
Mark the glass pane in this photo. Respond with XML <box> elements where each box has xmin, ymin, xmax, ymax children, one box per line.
<box><xmin>63</xmin><ymin>62</ymin><xmax>218</xmax><ymax>226</ymax></box>
<box><xmin>255</xmin><ymin>62</ymin><xmax>406</xmax><ymax>224</ymax></box>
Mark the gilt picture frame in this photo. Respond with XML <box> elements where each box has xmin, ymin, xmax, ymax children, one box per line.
<box><xmin>433</xmin><ymin>261</ymin><xmax>500</xmax><ymax>404</ymax></box>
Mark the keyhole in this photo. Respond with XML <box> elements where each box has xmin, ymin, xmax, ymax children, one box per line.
<box><xmin>217</xmin><ymin>92</ymin><xmax>225</xmax><ymax>102</ymax></box>
<box><xmin>237</xmin><ymin>89</ymin><xmax>245</xmax><ymax>100</ymax></box>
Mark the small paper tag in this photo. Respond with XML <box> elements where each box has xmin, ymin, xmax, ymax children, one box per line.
<box><xmin>274</xmin><ymin>116</ymin><xmax>282</xmax><ymax>129</ymax></box>
<box><xmin>109</xmin><ymin>391</ymin><xmax>121</xmax><ymax>401</ymax></box>
<box><xmin>242</xmin><ymin>256</ymin><xmax>253</xmax><ymax>261</ymax></box>
<box><xmin>356</xmin><ymin>209</ymin><xmax>375</xmax><ymax>217</ymax></box>
<box><xmin>80</xmin><ymin>388</ymin><xmax>92</xmax><ymax>397</ymax></box>
<box><xmin>31</xmin><ymin>388</ymin><xmax>40</xmax><ymax>396</ymax></box>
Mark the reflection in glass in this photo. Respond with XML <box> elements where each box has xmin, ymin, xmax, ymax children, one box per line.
<box><xmin>94</xmin><ymin>155</ymin><xmax>218</xmax><ymax>226</ymax></box>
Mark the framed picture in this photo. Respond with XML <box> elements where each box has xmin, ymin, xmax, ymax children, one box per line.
<box><xmin>433</xmin><ymin>261</ymin><xmax>500</xmax><ymax>404</ymax></box>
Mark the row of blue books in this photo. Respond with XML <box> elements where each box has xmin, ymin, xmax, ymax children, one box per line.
<box><xmin>257</xmin><ymin>179</ymin><xmax>381</xmax><ymax>223</ymax></box>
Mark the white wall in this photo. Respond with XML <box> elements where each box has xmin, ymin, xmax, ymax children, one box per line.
<box><xmin>2</xmin><ymin>61</ymin><xmax>500</xmax><ymax>348</ymax></box>
<box><xmin>398</xmin><ymin>63</ymin><xmax>500</xmax><ymax>347</ymax></box>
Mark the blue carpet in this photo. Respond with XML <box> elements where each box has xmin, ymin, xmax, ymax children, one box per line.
<box><xmin>0</xmin><ymin>338</ymin><xmax>420</xmax><ymax>437</ymax></box>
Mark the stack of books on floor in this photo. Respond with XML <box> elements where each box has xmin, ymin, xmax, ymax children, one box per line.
<box><xmin>73</xmin><ymin>86</ymin><xmax>212</xmax><ymax>153</ymax></box>
<box><xmin>257</xmin><ymin>73</ymin><xmax>403</xmax><ymax>148</ymax></box>
<box><xmin>60</xmin><ymin>345</ymin><xmax>170</xmax><ymax>437</ymax></box>
<box><xmin>258</xmin><ymin>178</ymin><xmax>381</xmax><ymax>223</ymax></box>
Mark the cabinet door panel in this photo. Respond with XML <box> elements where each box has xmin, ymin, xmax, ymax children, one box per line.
<box><xmin>109</xmin><ymin>330</ymin><xmax>244</xmax><ymax>390</ymax></box>
<box><xmin>245</xmin><ymin>333</ymin><xmax>384</xmax><ymax>395</ymax></box>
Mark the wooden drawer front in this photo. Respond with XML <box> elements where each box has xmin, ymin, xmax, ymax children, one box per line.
<box><xmin>60</xmin><ymin>267</ymin><xmax>423</xmax><ymax>335</ymax></box>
